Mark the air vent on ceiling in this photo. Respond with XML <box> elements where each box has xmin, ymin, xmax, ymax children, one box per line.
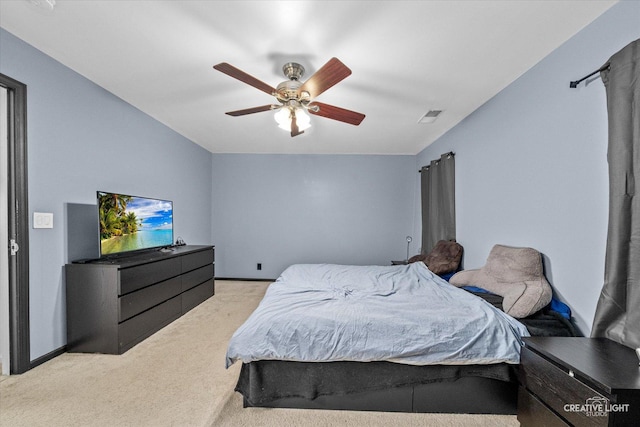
<box><xmin>418</xmin><ymin>110</ymin><xmax>443</xmax><ymax>124</ymax></box>
<box><xmin>28</xmin><ymin>0</ymin><xmax>56</xmax><ymax>11</ymax></box>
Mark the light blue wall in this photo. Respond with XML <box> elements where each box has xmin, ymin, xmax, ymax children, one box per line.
<box><xmin>0</xmin><ymin>29</ymin><xmax>213</xmax><ymax>361</ymax></box>
<box><xmin>416</xmin><ymin>1</ymin><xmax>640</xmax><ymax>335</ymax></box>
<box><xmin>212</xmin><ymin>154</ymin><xmax>417</xmax><ymax>279</ymax></box>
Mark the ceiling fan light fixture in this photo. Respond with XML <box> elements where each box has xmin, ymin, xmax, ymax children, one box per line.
<box><xmin>274</xmin><ymin>107</ymin><xmax>311</xmax><ymax>132</ymax></box>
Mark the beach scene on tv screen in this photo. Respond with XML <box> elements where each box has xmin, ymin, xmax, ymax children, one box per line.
<box><xmin>99</xmin><ymin>192</ymin><xmax>173</xmax><ymax>255</ymax></box>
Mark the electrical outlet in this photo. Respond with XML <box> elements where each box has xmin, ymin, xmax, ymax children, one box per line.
<box><xmin>257</xmin><ymin>263</ymin><xmax>262</xmax><ymax>270</ymax></box>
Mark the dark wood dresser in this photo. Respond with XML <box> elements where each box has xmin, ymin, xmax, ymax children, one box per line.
<box><xmin>66</xmin><ymin>245</ymin><xmax>214</xmax><ymax>354</ymax></box>
<box><xmin>518</xmin><ymin>337</ymin><xmax>640</xmax><ymax>426</ymax></box>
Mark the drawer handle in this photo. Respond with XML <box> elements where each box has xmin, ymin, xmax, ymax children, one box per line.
<box><xmin>568</xmin><ymin>370</ymin><xmax>575</xmax><ymax>377</ymax></box>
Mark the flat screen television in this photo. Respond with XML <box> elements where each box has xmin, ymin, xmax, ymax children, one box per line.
<box><xmin>98</xmin><ymin>191</ymin><xmax>174</xmax><ymax>257</ymax></box>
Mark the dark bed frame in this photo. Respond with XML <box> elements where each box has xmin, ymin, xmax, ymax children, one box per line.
<box><xmin>236</xmin><ymin>360</ymin><xmax>519</xmax><ymax>414</ymax></box>
<box><xmin>252</xmin><ymin>377</ymin><xmax>517</xmax><ymax>415</ymax></box>
<box><xmin>245</xmin><ymin>375</ymin><xmax>518</xmax><ymax>414</ymax></box>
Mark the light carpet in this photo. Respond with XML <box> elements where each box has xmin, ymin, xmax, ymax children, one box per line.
<box><xmin>0</xmin><ymin>280</ymin><xmax>519</xmax><ymax>427</ymax></box>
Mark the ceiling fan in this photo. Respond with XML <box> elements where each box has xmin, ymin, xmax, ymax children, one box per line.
<box><xmin>213</xmin><ymin>58</ymin><xmax>365</xmax><ymax>137</ymax></box>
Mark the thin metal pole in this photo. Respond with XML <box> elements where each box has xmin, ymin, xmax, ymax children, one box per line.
<box><xmin>570</xmin><ymin>63</ymin><xmax>610</xmax><ymax>88</ymax></box>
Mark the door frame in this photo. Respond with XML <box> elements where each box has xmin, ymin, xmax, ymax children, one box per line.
<box><xmin>1</xmin><ymin>72</ymin><xmax>30</xmax><ymax>374</ymax></box>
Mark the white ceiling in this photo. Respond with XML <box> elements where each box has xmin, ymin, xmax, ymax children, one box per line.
<box><xmin>0</xmin><ymin>0</ymin><xmax>617</xmax><ymax>155</ymax></box>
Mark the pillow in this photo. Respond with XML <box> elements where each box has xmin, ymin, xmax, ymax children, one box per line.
<box><xmin>449</xmin><ymin>244</ymin><xmax>552</xmax><ymax>318</ymax></box>
<box><xmin>423</xmin><ymin>240</ymin><xmax>463</xmax><ymax>275</ymax></box>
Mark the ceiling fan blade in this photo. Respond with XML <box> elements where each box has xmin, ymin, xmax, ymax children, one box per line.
<box><xmin>290</xmin><ymin>110</ymin><xmax>304</xmax><ymax>137</ymax></box>
<box><xmin>299</xmin><ymin>58</ymin><xmax>352</xmax><ymax>99</ymax></box>
<box><xmin>308</xmin><ymin>102</ymin><xmax>365</xmax><ymax>126</ymax></box>
<box><xmin>214</xmin><ymin>63</ymin><xmax>276</xmax><ymax>96</ymax></box>
<box><xmin>225</xmin><ymin>105</ymin><xmax>277</xmax><ymax>116</ymax></box>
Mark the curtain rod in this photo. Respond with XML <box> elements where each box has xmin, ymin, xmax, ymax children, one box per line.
<box><xmin>570</xmin><ymin>63</ymin><xmax>610</xmax><ymax>88</ymax></box>
<box><xmin>419</xmin><ymin>151</ymin><xmax>454</xmax><ymax>172</ymax></box>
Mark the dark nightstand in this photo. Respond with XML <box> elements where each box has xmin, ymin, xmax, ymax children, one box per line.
<box><xmin>518</xmin><ymin>337</ymin><xmax>640</xmax><ymax>426</ymax></box>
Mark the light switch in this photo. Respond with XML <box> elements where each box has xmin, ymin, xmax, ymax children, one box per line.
<box><xmin>33</xmin><ymin>212</ymin><xmax>54</xmax><ymax>229</ymax></box>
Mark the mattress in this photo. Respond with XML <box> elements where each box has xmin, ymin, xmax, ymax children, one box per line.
<box><xmin>226</xmin><ymin>263</ymin><xmax>529</xmax><ymax>368</ymax></box>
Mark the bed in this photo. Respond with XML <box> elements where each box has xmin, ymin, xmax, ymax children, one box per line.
<box><xmin>226</xmin><ymin>262</ymin><xmax>575</xmax><ymax>414</ymax></box>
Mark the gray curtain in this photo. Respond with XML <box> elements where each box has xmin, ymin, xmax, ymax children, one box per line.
<box><xmin>591</xmin><ymin>39</ymin><xmax>640</xmax><ymax>349</ymax></box>
<box><xmin>420</xmin><ymin>152</ymin><xmax>455</xmax><ymax>254</ymax></box>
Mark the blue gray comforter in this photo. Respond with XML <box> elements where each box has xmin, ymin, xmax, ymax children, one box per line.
<box><xmin>226</xmin><ymin>263</ymin><xmax>529</xmax><ymax>367</ymax></box>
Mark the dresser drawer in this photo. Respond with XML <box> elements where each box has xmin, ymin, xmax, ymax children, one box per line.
<box><xmin>181</xmin><ymin>248</ymin><xmax>214</xmax><ymax>273</ymax></box>
<box><xmin>119</xmin><ymin>257</ymin><xmax>181</xmax><ymax>295</ymax></box>
<box><xmin>119</xmin><ymin>275</ymin><xmax>182</xmax><ymax>322</ymax></box>
<box><xmin>182</xmin><ymin>279</ymin><xmax>214</xmax><ymax>313</ymax></box>
<box><xmin>518</xmin><ymin>386</ymin><xmax>570</xmax><ymax>427</ymax></box>
<box><xmin>118</xmin><ymin>295</ymin><xmax>182</xmax><ymax>353</ymax></box>
<box><xmin>181</xmin><ymin>264</ymin><xmax>214</xmax><ymax>292</ymax></box>
<box><xmin>520</xmin><ymin>346</ymin><xmax>609</xmax><ymax>427</ymax></box>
